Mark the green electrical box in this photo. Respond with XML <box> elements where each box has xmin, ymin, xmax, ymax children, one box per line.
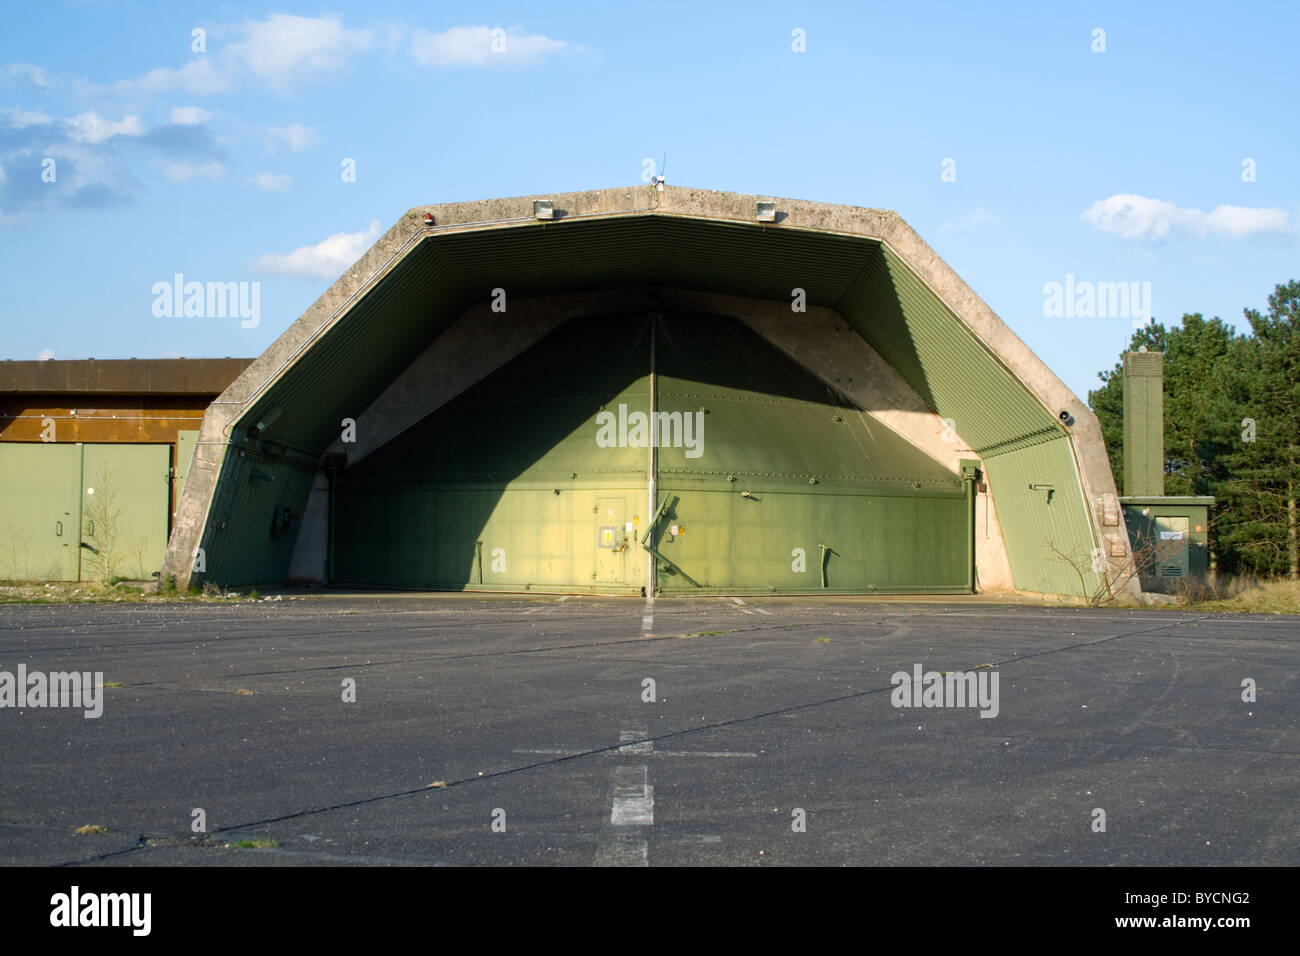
<box><xmin>1121</xmin><ymin>496</ymin><xmax>1213</xmax><ymax>593</ymax></box>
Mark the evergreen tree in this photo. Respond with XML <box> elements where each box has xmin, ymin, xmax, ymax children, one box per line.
<box><xmin>1088</xmin><ymin>284</ymin><xmax>1299</xmax><ymax>578</ymax></box>
<box><xmin>1219</xmin><ymin>281</ymin><xmax>1300</xmax><ymax>578</ymax></box>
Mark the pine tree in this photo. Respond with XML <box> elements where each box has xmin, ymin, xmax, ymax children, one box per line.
<box><xmin>1220</xmin><ymin>281</ymin><xmax>1300</xmax><ymax>579</ymax></box>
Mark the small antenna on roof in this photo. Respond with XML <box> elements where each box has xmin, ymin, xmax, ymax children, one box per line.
<box><xmin>653</xmin><ymin>153</ymin><xmax>667</xmax><ymax>193</ymax></box>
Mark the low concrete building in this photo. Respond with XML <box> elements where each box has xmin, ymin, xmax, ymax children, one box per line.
<box><xmin>155</xmin><ymin>186</ymin><xmax>1136</xmax><ymax>599</ymax></box>
<box><xmin>0</xmin><ymin>358</ymin><xmax>252</xmax><ymax>580</ymax></box>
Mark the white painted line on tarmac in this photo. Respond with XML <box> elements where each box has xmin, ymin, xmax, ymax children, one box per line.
<box><xmin>610</xmin><ymin>765</ymin><xmax>654</xmax><ymax>825</ymax></box>
<box><xmin>652</xmin><ymin>750</ymin><xmax>757</xmax><ymax>758</ymax></box>
<box><xmin>730</xmin><ymin>597</ymin><xmax>746</xmax><ymax>606</ymax></box>
<box><xmin>617</xmin><ymin>729</ymin><xmax>653</xmax><ymax>755</ymax></box>
<box><xmin>596</xmin><ymin>728</ymin><xmax>653</xmax><ymax>866</ymax></box>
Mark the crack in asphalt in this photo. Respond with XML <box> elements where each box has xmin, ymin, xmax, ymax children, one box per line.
<box><xmin>52</xmin><ymin>613</ymin><xmax>1221</xmax><ymax>867</ymax></box>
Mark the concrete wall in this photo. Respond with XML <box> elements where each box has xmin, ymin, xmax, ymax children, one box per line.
<box><xmin>166</xmin><ymin>185</ymin><xmax>1129</xmax><ymax>595</ymax></box>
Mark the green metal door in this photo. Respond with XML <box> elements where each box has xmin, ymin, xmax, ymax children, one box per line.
<box><xmin>0</xmin><ymin>443</ymin><xmax>81</xmax><ymax>580</ymax></box>
<box><xmin>0</xmin><ymin>443</ymin><xmax>169</xmax><ymax>582</ymax></box>
<box><xmin>80</xmin><ymin>444</ymin><xmax>170</xmax><ymax>581</ymax></box>
<box><xmin>332</xmin><ymin>312</ymin><xmax>972</xmax><ymax>594</ymax></box>
<box><xmin>594</xmin><ymin>495</ymin><xmax>631</xmax><ymax>585</ymax></box>
<box><xmin>1155</xmin><ymin>515</ymin><xmax>1189</xmax><ymax>582</ymax></box>
<box><xmin>651</xmin><ymin>313</ymin><xmax>970</xmax><ymax>593</ymax></box>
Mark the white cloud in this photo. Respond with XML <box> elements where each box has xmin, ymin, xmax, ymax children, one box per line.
<box><xmin>265</xmin><ymin>123</ymin><xmax>319</xmax><ymax>152</ymax></box>
<box><xmin>67</xmin><ymin>111</ymin><xmax>144</xmax><ymax>143</ymax></box>
<box><xmin>110</xmin><ymin>15</ymin><xmax>370</xmax><ymax>97</ymax></box>
<box><xmin>170</xmin><ymin>106</ymin><xmax>212</xmax><ymax>126</ymax></box>
<box><xmin>249</xmin><ymin>172</ymin><xmax>292</xmax><ymax>191</ymax></box>
<box><xmin>6</xmin><ymin>63</ymin><xmax>49</xmax><ymax>89</ymax></box>
<box><xmin>939</xmin><ymin>207</ymin><xmax>998</xmax><ymax>233</ymax></box>
<box><xmin>114</xmin><ymin>58</ymin><xmax>230</xmax><ymax>96</ymax></box>
<box><xmin>1082</xmin><ymin>193</ymin><xmax>1290</xmax><ymax>239</ymax></box>
<box><xmin>164</xmin><ymin>160</ymin><xmax>224</xmax><ymax>182</ymax></box>
<box><xmin>0</xmin><ymin>107</ymin><xmax>52</xmax><ymax>128</ymax></box>
<box><xmin>1201</xmin><ymin>204</ymin><xmax>1291</xmax><ymax>238</ymax></box>
<box><xmin>38</xmin><ymin>348</ymin><xmax>55</xmax><ymax>361</ymax></box>
<box><xmin>228</xmin><ymin>14</ymin><xmax>373</xmax><ymax>92</ymax></box>
<box><xmin>410</xmin><ymin>25</ymin><xmax>572</xmax><ymax>67</ymax></box>
<box><xmin>254</xmin><ymin>220</ymin><xmax>383</xmax><ymax>279</ymax></box>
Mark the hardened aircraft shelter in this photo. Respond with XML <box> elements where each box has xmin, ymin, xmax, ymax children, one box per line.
<box><xmin>162</xmin><ymin>186</ymin><xmax>1136</xmax><ymax>598</ymax></box>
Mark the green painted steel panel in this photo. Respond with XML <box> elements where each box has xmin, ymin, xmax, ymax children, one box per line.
<box><xmin>0</xmin><ymin>444</ymin><xmax>170</xmax><ymax>581</ymax></box>
<box><xmin>835</xmin><ymin>246</ymin><xmax>1062</xmax><ymax>457</ymax></box>
<box><xmin>0</xmin><ymin>443</ymin><xmax>81</xmax><ymax>580</ymax></box>
<box><xmin>981</xmin><ymin>438</ymin><xmax>1104</xmax><ymax>596</ymax></box>
<box><xmin>333</xmin><ymin>486</ymin><xmax>644</xmax><ymax>590</ymax></box>
<box><xmin>80</xmin><ymin>445</ymin><xmax>170</xmax><ymax>581</ymax></box>
<box><xmin>344</xmin><ymin>314</ymin><xmax>651</xmax><ymax>486</ymax></box>
<box><xmin>331</xmin><ymin>313</ymin><xmax>969</xmax><ymax>593</ymax></box>
<box><xmin>196</xmin><ymin>448</ymin><xmax>317</xmax><ymax>588</ymax></box>
<box><xmin>655</xmin><ymin>313</ymin><xmax>961</xmax><ymax>493</ymax></box>
<box><xmin>334</xmin><ymin>313</ymin><xmax>651</xmax><ymax>591</ymax></box>
<box><xmin>651</xmin><ymin>488</ymin><xmax>968</xmax><ymax>592</ymax></box>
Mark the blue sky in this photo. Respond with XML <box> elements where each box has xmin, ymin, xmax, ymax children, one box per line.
<box><xmin>2</xmin><ymin>0</ymin><xmax>1296</xmax><ymax>401</ymax></box>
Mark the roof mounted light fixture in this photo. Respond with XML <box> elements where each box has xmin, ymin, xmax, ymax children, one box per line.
<box><xmin>423</xmin><ymin>212</ymin><xmax>435</xmax><ymax>226</ymax></box>
<box><xmin>756</xmin><ymin>201</ymin><xmax>777</xmax><ymax>222</ymax></box>
<box><xmin>254</xmin><ymin>405</ymin><xmax>283</xmax><ymax>432</ymax></box>
<box><xmin>533</xmin><ymin>199</ymin><xmax>554</xmax><ymax>220</ymax></box>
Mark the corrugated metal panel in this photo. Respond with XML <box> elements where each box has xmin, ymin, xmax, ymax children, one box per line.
<box><xmin>197</xmin><ymin>446</ymin><xmax>316</xmax><ymax>587</ymax></box>
<box><xmin>244</xmin><ymin>248</ymin><xmax>469</xmax><ymax>454</ymax></box>
<box><xmin>241</xmin><ymin>218</ymin><xmax>879</xmax><ymax>456</ymax></box>
<box><xmin>835</xmin><ymin>246</ymin><xmax>1061</xmax><ymax>457</ymax></box>
<box><xmin>981</xmin><ymin>438</ymin><xmax>1103</xmax><ymax>596</ymax></box>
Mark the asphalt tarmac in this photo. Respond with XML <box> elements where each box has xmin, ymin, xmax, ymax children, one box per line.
<box><xmin>1</xmin><ymin>594</ymin><xmax>1295</xmax><ymax>866</ymax></box>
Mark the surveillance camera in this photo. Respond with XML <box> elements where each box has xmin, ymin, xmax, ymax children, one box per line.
<box><xmin>1058</xmin><ymin>410</ymin><xmax>1075</xmax><ymax>427</ymax></box>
